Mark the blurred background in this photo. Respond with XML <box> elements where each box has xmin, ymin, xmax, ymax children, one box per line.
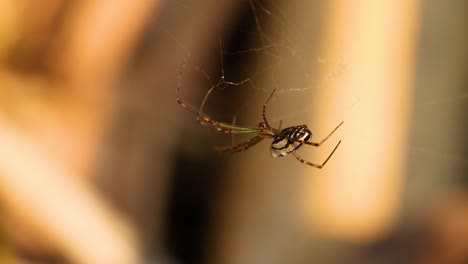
<box><xmin>0</xmin><ymin>0</ymin><xmax>467</xmax><ymax>263</ymax></box>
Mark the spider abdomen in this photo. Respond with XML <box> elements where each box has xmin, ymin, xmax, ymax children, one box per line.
<box><xmin>270</xmin><ymin>125</ymin><xmax>312</xmax><ymax>158</ymax></box>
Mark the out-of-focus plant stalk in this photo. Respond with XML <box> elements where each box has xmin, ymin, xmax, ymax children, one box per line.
<box><xmin>302</xmin><ymin>0</ymin><xmax>421</xmax><ymax>242</ymax></box>
<box><xmin>0</xmin><ymin>0</ymin><xmax>160</xmax><ymax>263</ymax></box>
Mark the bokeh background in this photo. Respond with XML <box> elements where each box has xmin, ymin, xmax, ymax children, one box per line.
<box><xmin>0</xmin><ymin>0</ymin><xmax>467</xmax><ymax>264</ymax></box>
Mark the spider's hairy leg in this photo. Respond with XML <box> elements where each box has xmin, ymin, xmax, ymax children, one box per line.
<box><xmin>303</xmin><ymin>121</ymin><xmax>344</xmax><ymax>147</ymax></box>
<box><xmin>293</xmin><ymin>140</ymin><xmax>342</xmax><ymax>169</ymax></box>
<box><xmin>216</xmin><ymin>136</ymin><xmax>264</xmax><ymax>153</ymax></box>
<box><xmin>175</xmin><ymin>57</ymin><xmax>226</xmax><ymax>132</ymax></box>
<box><xmin>262</xmin><ymin>88</ymin><xmax>276</xmax><ymax>127</ymax></box>
<box><xmin>176</xmin><ymin>55</ymin><xmax>190</xmax><ymax>104</ymax></box>
<box><xmin>176</xmin><ymin>54</ymin><xmax>211</xmax><ymax>124</ymax></box>
<box><xmin>178</xmin><ymin>104</ymin><xmax>262</xmax><ymax>134</ymax></box>
<box><xmin>176</xmin><ymin>56</ymin><xmax>262</xmax><ymax>135</ymax></box>
<box><xmin>177</xmin><ymin>96</ymin><xmax>262</xmax><ymax>134</ymax></box>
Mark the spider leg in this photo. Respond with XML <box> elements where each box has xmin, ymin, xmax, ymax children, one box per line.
<box><xmin>278</xmin><ymin>119</ymin><xmax>283</xmax><ymax>129</ymax></box>
<box><xmin>176</xmin><ymin>57</ymin><xmax>262</xmax><ymax>135</ymax></box>
<box><xmin>177</xmin><ymin>96</ymin><xmax>260</xmax><ymax>134</ymax></box>
<box><xmin>292</xmin><ymin>140</ymin><xmax>341</xmax><ymax>169</ymax></box>
<box><xmin>182</xmin><ymin>106</ymin><xmax>261</xmax><ymax>134</ymax></box>
<box><xmin>262</xmin><ymin>88</ymin><xmax>276</xmax><ymax>127</ymax></box>
<box><xmin>216</xmin><ymin>136</ymin><xmax>264</xmax><ymax>153</ymax></box>
<box><xmin>302</xmin><ymin>121</ymin><xmax>344</xmax><ymax>147</ymax></box>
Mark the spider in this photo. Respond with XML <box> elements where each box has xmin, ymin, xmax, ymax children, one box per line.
<box><xmin>176</xmin><ymin>68</ymin><xmax>343</xmax><ymax>169</ymax></box>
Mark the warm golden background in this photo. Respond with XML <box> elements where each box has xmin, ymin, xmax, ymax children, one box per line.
<box><xmin>0</xmin><ymin>0</ymin><xmax>466</xmax><ymax>264</ymax></box>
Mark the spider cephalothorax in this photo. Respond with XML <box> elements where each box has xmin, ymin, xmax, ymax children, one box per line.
<box><xmin>177</xmin><ymin>60</ymin><xmax>343</xmax><ymax>168</ymax></box>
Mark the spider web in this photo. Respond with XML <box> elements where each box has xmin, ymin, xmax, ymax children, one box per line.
<box><xmin>156</xmin><ymin>0</ymin><xmax>466</xmax><ymax>165</ymax></box>
<box><xmin>168</xmin><ymin>0</ymin><xmax>350</xmax><ymax>142</ymax></box>
<box><xmin>143</xmin><ymin>0</ymin><xmax>468</xmax><ymax>261</ymax></box>
<box><xmin>159</xmin><ymin>7</ymin><xmax>468</xmax><ymax>225</ymax></box>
